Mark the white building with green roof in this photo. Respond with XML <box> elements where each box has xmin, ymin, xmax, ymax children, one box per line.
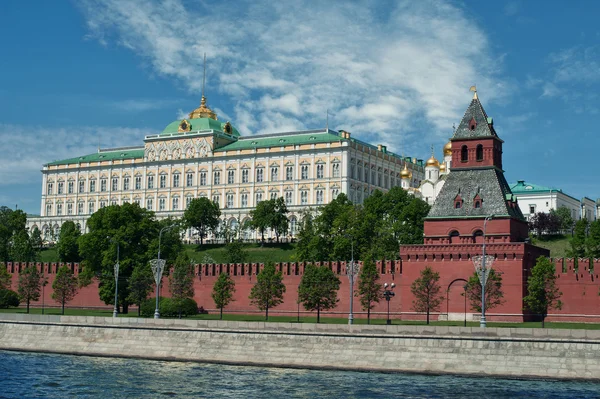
<box><xmin>29</xmin><ymin>95</ymin><xmax>425</xmax><ymax>241</ymax></box>
<box><xmin>510</xmin><ymin>180</ymin><xmax>597</xmax><ymax>221</ymax></box>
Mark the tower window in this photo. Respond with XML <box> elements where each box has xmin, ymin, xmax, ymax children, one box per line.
<box><xmin>461</xmin><ymin>145</ymin><xmax>468</xmax><ymax>162</ymax></box>
<box><xmin>474</xmin><ymin>201</ymin><xmax>481</xmax><ymax>209</ymax></box>
<box><xmin>476</xmin><ymin>144</ymin><xmax>483</xmax><ymax>161</ymax></box>
<box><xmin>469</xmin><ymin>117</ymin><xmax>477</xmax><ymax>131</ymax></box>
<box><xmin>455</xmin><ymin>201</ymin><xmax>462</xmax><ymax>209</ymax></box>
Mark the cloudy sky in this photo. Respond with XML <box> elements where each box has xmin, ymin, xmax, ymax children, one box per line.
<box><xmin>1</xmin><ymin>0</ymin><xmax>598</xmax><ymax>214</ymax></box>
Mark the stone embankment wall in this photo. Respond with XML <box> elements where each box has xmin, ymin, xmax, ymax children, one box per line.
<box><xmin>0</xmin><ymin>314</ymin><xmax>599</xmax><ymax>380</ymax></box>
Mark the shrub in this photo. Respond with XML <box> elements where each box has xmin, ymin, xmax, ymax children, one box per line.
<box><xmin>0</xmin><ymin>289</ymin><xmax>20</xmax><ymax>308</ymax></box>
<box><xmin>140</xmin><ymin>297</ymin><xmax>198</xmax><ymax>318</ymax></box>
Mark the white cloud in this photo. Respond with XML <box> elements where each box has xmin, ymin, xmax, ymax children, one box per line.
<box><xmin>111</xmin><ymin>98</ymin><xmax>178</xmax><ymax>112</ymax></box>
<box><xmin>0</xmin><ymin>124</ymin><xmax>146</xmax><ymax>185</ymax></box>
<box><xmin>76</xmin><ymin>0</ymin><xmax>507</xmax><ymax>154</ymax></box>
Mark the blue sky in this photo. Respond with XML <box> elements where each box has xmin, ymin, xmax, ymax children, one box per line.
<box><xmin>1</xmin><ymin>0</ymin><xmax>598</xmax><ymax>215</ymax></box>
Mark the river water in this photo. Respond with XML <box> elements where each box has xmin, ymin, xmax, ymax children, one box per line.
<box><xmin>1</xmin><ymin>350</ymin><xmax>599</xmax><ymax>398</ymax></box>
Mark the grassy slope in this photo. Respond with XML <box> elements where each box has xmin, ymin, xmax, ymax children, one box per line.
<box><xmin>185</xmin><ymin>243</ymin><xmax>297</xmax><ymax>264</ymax></box>
<box><xmin>531</xmin><ymin>235</ymin><xmax>571</xmax><ymax>258</ymax></box>
<box><xmin>38</xmin><ymin>243</ymin><xmax>297</xmax><ymax>264</ymax></box>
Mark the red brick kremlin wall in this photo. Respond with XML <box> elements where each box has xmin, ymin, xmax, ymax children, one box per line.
<box><xmin>3</xmin><ymin>259</ymin><xmax>600</xmax><ymax>322</ymax></box>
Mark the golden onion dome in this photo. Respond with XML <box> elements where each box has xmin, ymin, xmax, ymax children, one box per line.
<box><xmin>425</xmin><ymin>155</ymin><xmax>440</xmax><ymax>168</ymax></box>
<box><xmin>400</xmin><ymin>163</ymin><xmax>412</xmax><ymax>179</ymax></box>
<box><xmin>443</xmin><ymin>141</ymin><xmax>452</xmax><ymax>156</ymax></box>
<box><xmin>188</xmin><ymin>95</ymin><xmax>217</xmax><ymax>120</ymax></box>
<box><xmin>439</xmin><ymin>163</ymin><xmax>447</xmax><ymax>173</ymax></box>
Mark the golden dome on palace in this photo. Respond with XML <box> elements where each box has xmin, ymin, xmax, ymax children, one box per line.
<box><xmin>188</xmin><ymin>95</ymin><xmax>217</xmax><ymax>120</ymax></box>
<box><xmin>425</xmin><ymin>155</ymin><xmax>440</xmax><ymax>168</ymax></box>
<box><xmin>439</xmin><ymin>163</ymin><xmax>446</xmax><ymax>172</ymax></box>
<box><xmin>400</xmin><ymin>163</ymin><xmax>412</xmax><ymax>179</ymax></box>
<box><xmin>443</xmin><ymin>141</ymin><xmax>452</xmax><ymax>156</ymax></box>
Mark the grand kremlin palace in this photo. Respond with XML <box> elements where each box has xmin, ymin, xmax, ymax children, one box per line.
<box><xmin>28</xmin><ymin>95</ymin><xmax>426</xmax><ymax>241</ymax></box>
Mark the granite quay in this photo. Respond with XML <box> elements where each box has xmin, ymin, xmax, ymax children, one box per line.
<box><xmin>1</xmin><ymin>314</ymin><xmax>600</xmax><ymax>381</ymax></box>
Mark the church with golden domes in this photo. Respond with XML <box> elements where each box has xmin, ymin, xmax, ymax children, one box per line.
<box><xmin>28</xmin><ymin>92</ymin><xmax>425</xmax><ymax>241</ymax></box>
<box><xmin>413</xmin><ymin>140</ymin><xmax>452</xmax><ymax>205</ymax></box>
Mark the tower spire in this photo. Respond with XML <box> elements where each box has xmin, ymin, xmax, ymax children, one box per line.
<box><xmin>470</xmin><ymin>85</ymin><xmax>478</xmax><ymax>100</ymax></box>
<box><xmin>188</xmin><ymin>53</ymin><xmax>217</xmax><ymax>120</ymax></box>
<box><xmin>202</xmin><ymin>53</ymin><xmax>206</xmax><ymax>100</ymax></box>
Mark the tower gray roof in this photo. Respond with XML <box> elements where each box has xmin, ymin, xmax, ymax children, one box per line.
<box><xmin>451</xmin><ymin>98</ymin><xmax>499</xmax><ymax>140</ymax></box>
<box><xmin>427</xmin><ymin>167</ymin><xmax>524</xmax><ymax>220</ymax></box>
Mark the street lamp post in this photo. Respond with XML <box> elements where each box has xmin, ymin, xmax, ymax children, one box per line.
<box><xmin>113</xmin><ymin>243</ymin><xmax>120</xmax><ymax>318</ymax></box>
<box><xmin>383</xmin><ymin>282</ymin><xmax>396</xmax><ymax>325</ymax></box>
<box><xmin>108</xmin><ymin>237</ymin><xmax>120</xmax><ymax>318</ymax></box>
<box><xmin>297</xmin><ymin>284</ymin><xmax>301</xmax><ymax>323</ymax></box>
<box><xmin>151</xmin><ymin>223</ymin><xmax>177</xmax><ymax>319</ymax></box>
<box><xmin>345</xmin><ymin>239</ymin><xmax>359</xmax><ymax>325</ymax></box>
<box><xmin>474</xmin><ymin>215</ymin><xmax>494</xmax><ymax>328</ymax></box>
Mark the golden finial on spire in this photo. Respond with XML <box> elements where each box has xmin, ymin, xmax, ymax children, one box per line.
<box><xmin>188</xmin><ymin>53</ymin><xmax>217</xmax><ymax>120</ymax></box>
<box><xmin>470</xmin><ymin>85</ymin><xmax>478</xmax><ymax>100</ymax></box>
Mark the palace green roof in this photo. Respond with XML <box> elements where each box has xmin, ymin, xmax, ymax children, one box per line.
<box><xmin>46</xmin><ymin>148</ymin><xmax>145</xmax><ymax>166</ymax></box>
<box><xmin>510</xmin><ymin>180</ymin><xmax>560</xmax><ymax>194</ymax></box>
<box><xmin>161</xmin><ymin>118</ymin><xmax>240</xmax><ymax>137</ymax></box>
<box><xmin>215</xmin><ymin>130</ymin><xmax>342</xmax><ymax>151</ymax></box>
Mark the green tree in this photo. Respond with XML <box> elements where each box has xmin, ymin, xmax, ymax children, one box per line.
<box><xmin>126</xmin><ymin>264</ymin><xmax>155</xmax><ymax>316</ymax></box>
<box><xmin>57</xmin><ymin>221</ymin><xmax>81</xmax><ymax>263</ymax></box>
<box><xmin>0</xmin><ymin>268</ymin><xmax>11</xmax><ymax>290</ymax></box>
<box><xmin>570</xmin><ymin>219</ymin><xmax>588</xmax><ymax>258</ymax></box>
<box><xmin>249</xmin><ymin>263</ymin><xmax>286</xmax><ymax>320</ymax></box>
<box><xmin>523</xmin><ymin>256</ymin><xmax>563</xmax><ymax>328</ymax></box>
<box><xmin>30</xmin><ymin>227</ymin><xmax>43</xmax><ymax>250</ymax></box>
<box><xmin>17</xmin><ymin>266</ymin><xmax>43</xmax><ymax>313</ymax></box>
<box><xmin>224</xmin><ymin>240</ymin><xmax>247</xmax><ymax>264</ymax></box>
<box><xmin>249</xmin><ymin>199</ymin><xmax>275</xmax><ymax>244</ymax></box>
<box><xmin>586</xmin><ymin>220</ymin><xmax>600</xmax><ymax>259</ymax></box>
<box><xmin>464</xmin><ymin>268</ymin><xmax>505</xmax><ymax>313</ymax></box>
<box><xmin>0</xmin><ymin>207</ymin><xmax>29</xmax><ymax>263</ymax></box>
<box><xmin>410</xmin><ymin>266</ymin><xmax>443</xmax><ymax>325</ymax></box>
<box><xmin>356</xmin><ymin>258</ymin><xmax>383</xmax><ymax>324</ymax></box>
<box><xmin>169</xmin><ymin>253</ymin><xmax>195</xmax><ymax>318</ymax></box>
<box><xmin>184</xmin><ymin>197</ymin><xmax>221</xmax><ymax>246</ymax></box>
<box><xmin>52</xmin><ymin>265</ymin><xmax>79</xmax><ymax>315</ymax></box>
<box><xmin>555</xmin><ymin>206</ymin><xmax>574</xmax><ymax>234</ymax></box>
<box><xmin>10</xmin><ymin>230</ymin><xmax>36</xmax><ymax>263</ymax></box>
<box><xmin>298</xmin><ymin>264</ymin><xmax>341</xmax><ymax>323</ymax></box>
<box><xmin>212</xmin><ymin>272</ymin><xmax>236</xmax><ymax>319</ymax></box>
<box><xmin>78</xmin><ymin>204</ymin><xmax>182</xmax><ymax>313</ymax></box>
<box><xmin>271</xmin><ymin>197</ymin><xmax>289</xmax><ymax>243</ymax></box>
<box><xmin>0</xmin><ymin>289</ymin><xmax>19</xmax><ymax>308</ymax></box>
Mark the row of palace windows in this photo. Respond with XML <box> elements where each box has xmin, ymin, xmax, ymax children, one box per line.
<box><xmin>44</xmin><ymin>188</ymin><xmax>342</xmax><ymax>216</ymax></box>
<box><xmin>46</xmin><ymin>164</ymin><xmax>342</xmax><ymax>195</ymax></box>
<box><xmin>349</xmin><ymin>165</ymin><xmax>408</xmax><ymax>188</ymax></box>
<box><xmin>460</xmin><ymin>144</ymin><xmax>485</xmax><ymax>162</ymax></box>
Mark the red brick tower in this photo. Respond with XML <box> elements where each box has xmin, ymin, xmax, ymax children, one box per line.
<box><xmin>399</xmin><ymin>91</ymin><xmax>549</xmax><ymax>322</ymax></box>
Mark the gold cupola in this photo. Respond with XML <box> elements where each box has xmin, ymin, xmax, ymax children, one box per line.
<box><xmin>400</xmin><ymin>163</ymin><xmax>412</xmax><ymax>179</ymax></box>
<box><xmin>426</xmin><ymin>155</ymin><xmax>440</xmax><ymax>168</ymax></box>
<box><xmin>440</xmin><ymin>163</ymin><xmax>447</xmax><ymax>173</ymax></box>
<box><xmin>188</xmin><ymin>95</ymin><xmax>217</xmax><ymax>120</ymax></box>
<box><xmin>443</xmin><ymin>141</ymin><xmax>452</xmax><ymax>156</ymax></box>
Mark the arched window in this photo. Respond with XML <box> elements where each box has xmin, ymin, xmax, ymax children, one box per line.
<box><xmin>449</xmin><ymin>230</ymin><xmax>460</xmax><ymax>244</ymax></box>
<box><xmin>473</xmin><ymin>230</ymin><xmax>483</xmax><ymax>244</ymax></box>
<box><xmin>476</xmin><ymin>144</ymin><xmax>483</xmax><ymax>161</ymax></box>
<box><xmin>474</xmin><ymin>201</ymin><xmax>481</xmax><ymax>208</ymax></box>
<box><xmin>455</xmin><ymin>201</ymin><xmax>462</xmax><ymax>209</ymax></box>
<box><xmin>461</xmin><ymin>145</ymin><xmax>468</xmax><ymax>162</ymax></box>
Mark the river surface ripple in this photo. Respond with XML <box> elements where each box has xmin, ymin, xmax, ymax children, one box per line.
<box><xmin>1</xmin><ymin>350</ymin><xmax>599</xmax><ymax>398</ymax></box>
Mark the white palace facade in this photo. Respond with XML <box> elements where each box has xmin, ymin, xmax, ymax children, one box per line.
<box><xmin>29</xmin><ymin>95</ymin><xmax>425</xmax><ymax>241</ymax></box>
